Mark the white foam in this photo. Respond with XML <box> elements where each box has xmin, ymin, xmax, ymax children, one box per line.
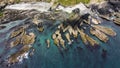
<box><xmin>5</xmin><ymin>2</ymin><xmax>90</xmax><ymax>14</ymax></box>
<box><xmin>58</xmin><ymin>3</ymin><xmax>90</xmax><ymax>14</ymax></box>
<box><xmin>5</xmin><ymin>2</ymin><xmax>52</xmax><ymax>12</ymax></box>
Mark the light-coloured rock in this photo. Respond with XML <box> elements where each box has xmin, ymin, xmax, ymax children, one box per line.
<box><xmin>54</xmin><ymin>38</ymin><xmax>59</xmax><ymax>47</ymax></box>
<box><xmin>10</xmin><ymin>27</ymin><xmax>24</xmax><ymax>38</ymax></box>
<box><xmin>10</xmin><ymin>37</ymin><xmax>21</xmax><ymax>48</ymax></box>
<box><xmin>92</xmin><ymin>25</ymin><xmax>116</xmax><ymax>36</ymax></box>
<box><xmin>46</xmin><ymin>39</ymin><xmax>50</xmax><ymax>48</ymax></box>
<box><xmin>8</xmin><ymin>45</ymin><xmax>31</xmax><ymax>64</ymax></box>
<box><xmin>77</xmin><ymin>28</ymin><xmax>88</xmax><ymax>45</ymax></box>
<box><xmin>91</xmin><ymin>17</ymin><xmax>101</xmax><ymax>24</ymax></box>
<box><xmin>52</xmin><ymin>33</ymin><xmax>56</xmax><ymax>39</ymax></box>
<box><xmin>85</xmin><ymin>33</ymin><xmax>98</xmax><ymax>46</ymax></box>
<box><xmin>65</xmin><ymin>33</ymin><xmax>72</xmax><ymax>44</ymax></box>
<box><xmin>78</xmin><ymin>28</ymin><xmax>98</xmax><ymax>46</ymax></box>
<box><xmin>90</xmin><ymin>28</ymin><xmax>108</xmax><ymax>42</ymax></box>
<box><xmin>21</xmin><ymin>32</ymin><xmax>35</xmax><ymax>45</ymax></box>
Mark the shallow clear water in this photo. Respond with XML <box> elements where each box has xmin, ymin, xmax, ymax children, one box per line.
<box><xmin>0</xmin><ymin>19</ymin><xmax>120</xmax><ymax>68</ymax></box>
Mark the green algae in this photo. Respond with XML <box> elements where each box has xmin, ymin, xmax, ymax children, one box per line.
<box><xmin>47</xmin><ymin>0</ymin><xmax>90</xmax><ymax>6</ymax></box>
<box><xmin>0</xmin><ymin>11</ymin><xmax>3</xmax><ymax>18</ymax></box>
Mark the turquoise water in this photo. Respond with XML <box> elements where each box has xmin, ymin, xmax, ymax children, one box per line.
<box><xmin>1</xmin><ymin>19</ymin><xmax>120</xmax><ymax>68</ymax></box>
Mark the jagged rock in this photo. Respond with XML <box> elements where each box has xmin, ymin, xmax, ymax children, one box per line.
<box><xmin>0</xmin><ymin>26</ymin><xmax>6</xmax><ymax>30</ymax></box>
<box><xmin>59</xmin><ymin>37</ymin><xmax>65</xmax><ymax>49</ymax></box>
<box><xmin>98</xmin><ymin>14</ymin><xmax>110</xmax><ymax>21</ymax></box>
<box><xmin>21</xmin><ymin>32</ymin><xmax>35</xmax><ymax>45</ymax></box>
<box><xmin>52</xmin><ymin>33</ymin><xmax>56</xmax><ymax>39</ymax></box>
<box><xmin>53</xmin><ymin>38</ymin><xmax>59</xmax><ymax>47</ymax></box>
<box><xmin>37</xmin><ymin>27</ymin><xmax>44</xmax><ymax>32</ymax></box>
<box><xmin>77</xmin><ymin>28</ymin><xmax>98</xmax><ymax>46</ymax></box>
<box><xmin>65</xmin><ymin>33</ymin><xmax>72</xmax><ymax>44</ymax></box>
<box><xmin>92</xmin><ymin>25</ymin><xmax>116</xmax><ymax>36</ymax></box>
<box><xmin>0</xmin><ymin>2</ymin><xmax>8</xmax><ymax>11</ymax></box>
<box><xmin>46</xmin><ymin>39</ymin><xmax>50</xmax><ymax>48</ymax></box>
<box><xmin>113</xmin><ymin>18</ymin><xmax>120</xmax><ymax>25</ymax></box>
<box><xmin>90</xmin><ymin>28</ymin><xmax>108</xmax><ymax>42</ymax></box>
<box><xmin>90</xmin><ymin>17</ymin><xmax>101</xmax><ymax>24</ymax></box>
<box><xmin>77</xmin><ymin>28</ymin><xmax>88</xmax><ymax>44</ymax></box>
<box><xmin>10</xmin><ymin>27</ymin><xmax>25</xmax><ymax>38</ymax></box>
<box><xmin>8</xmin><ymin>45</ymin><xmax>31</xmax><ymax>64</ymax></box>
<box><xmin>10</xmin><ymin>37</ymin><xmax>21</xmax><ymax>48</ymax></box>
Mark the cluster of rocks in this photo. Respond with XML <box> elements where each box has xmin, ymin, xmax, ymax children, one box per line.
<box><xmin>50</xmin><ymin>11</ymin><xmax>116</xmax><ymax>49</ymax></box>
<box><xmin>7</xmin><ymin>26</ymin><xmax>36</xmax><ymax>65</ymax></box>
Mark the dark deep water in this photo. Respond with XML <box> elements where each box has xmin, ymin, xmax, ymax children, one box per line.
<box><xmin>0</xmin><ymin>19</ymin><xmax>120</xmax><ymax>68</ymax></box>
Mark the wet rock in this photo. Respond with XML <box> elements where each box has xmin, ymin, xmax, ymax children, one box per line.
<box><xmin>77</xmin><ymin>28</ymin><xmax>98</xmax><ymax>46</ymax></box>
<box><xmin>53</xmin><ymin>38</ymin><xmax>60</xmax><ymax>47</ymax></box>
<box><xmin>0</xmin><ymin>2</ymin><xmax>8</xmax><ymax>11</ymax></box>
<box><xmin>101</xmin><ymin>49</ymin><xmax>107</xmax><ymax>59</ymax></box>
<box><xmin>21</xmin><ymin>32</ymin><xmax>36</xmax><ymax>45</ymax></box>
<box><xmin>0</xmin><ymin>26</ymin><xmax>6</xmax><ymax>30</ymax></box>
<box><xmin>113</xmin><ymin>18</ymin><xmax>120</xmax><ymax>25</ymax></box>
<box><xmin>10</xmin><ymin>37</ymin><xmax>21</xmax><ymax>48</ymax></box>
<box><xmin>90</xmin><ymin>28</ymin><xmax>108</xmax><ymax>42</ymax></box>
<box><xmin>65</xmin><ymin>33</ymin><xmax>72</xmax><ymax>44</ymax></box>
<box><xmin>92</xmin><ymin>25</ymin><xmax>116</xmax><ymax>36</ymax></box>
<box><xmin>90</xmin><ymin>17</ymin><xmax>101</xmax><ymax>24</ymax></box>
<box><xmin>10</xmin><ymin>27</ymin><xmax>25</xmax><ymax>38</ymax></box>
<box><xmin>77</xmin><ymin>28</ymin><xmax>88</xmax><ymax>45</ymax></box>
<box><xmin>46</xmin><ymin>39</ymin><xmax>50</xmax><ymax>48</ymax></box>
<box><xmin>8</xmin><ymin>45</ymin><xmax>32</xmax><ymax>64</ymax></box>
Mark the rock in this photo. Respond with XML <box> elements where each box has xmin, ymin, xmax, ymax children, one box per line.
<box><xmin>98</xmin><ymin>14</ymin><xmax>110</xmax><ymax>21</ymax></box>
<box><xmin>53</xmin><ymin>38</ymin><xmax>59</xmax><ymax>47</ymax></box>
<box><xmin>77</xmin><ymin>28</ymin><xmax>88</xmax><ymax>45</ymax></box>
<box><xmin>21</xmin><ymin>32</ymin><xmax>35</xmax><ymax>45</ymax></box>
<box><xmin>10</xmin><ymin>37</ymin><xmax>21</xmax><ymax>48</ymax></box>
<box><xmin>78</xmin><ymin>28</ymin><xmax>98</xmax><ymax>46</ymax></box>
<box><xmin>92</xmin><ymin>25</ymin><xmax>116</xmax><ymax>36</ymax></box>
<box><xmin>0</xmin><ymin>26</ymin><xmax>6</xmax><ymax>30</ymax></box>
<box><xmin>91</xmin><ymin>17</ymin><xmax>101</xmax><ymax>24</ymax></box>
<box><xmin>85</xmin><ymin>33</ymin><xmax>98</xmax><ymax>46</ymax></box>
<box><xmin>72</xmin><ymin>8</ymin><xmax>80</xmax><ymax>14</ymax></box>
<box><xmin>46</xmin><ymin>39</ymin><xmax>50</xmax><ymax>48</ymax></box>
<box><xmin>113</xmin><ymin>18</ymin><xmax>120</xmax><ymax>25</ymax></box>
<box><xmin>10</xmin><ymin>27</ymin><xmax>25</xmax><ymax>38</ymax></box>
<box><xmin>90</xmin><ymin>28</ymin><xmax>108</xmax><ymax>42</ymax></box>
<box><xmin>8</xmin><ymin>45</ymin><xmax>31</xmax><ymax>64</ymax></box>
<box><xmin>0</xmin><ymin>2</ymin><xmax>8</xmax><ymax>11</ymax></box>
<box><xmin>59</xmin><ymin>38</ymin><xmax>65</xmax><ymax>49</ymax></box>
<box><xmin>52</xmin><ymin>33</ymin><xmax>56</xmax><ymax>39</ymax></box>
<box><xmin>37</xmin><ymin>27</ymin><xmax>44</xmax><ymax>32</ymax></box>
<box><xmin>65</xmin><ymin>33</ymin><xmax>72</xmax><ymax>44</ymax></box>
<box><xmin>72</xmin><ymin>29</ymin><xmax>78</xmax><ymax>38</ymax></box>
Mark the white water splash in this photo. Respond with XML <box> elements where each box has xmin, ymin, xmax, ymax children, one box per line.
<box><xmin>58</xmin><ymin>3</ymin><xmax>90</xmax><ymax>14</ymax></box>
<box><xmin>5</xmin><ymin>2</ymin><xmax>52</xmax><ymax>12</ymax></box>
<box><xmin>5</xmin><ymin>2</ymin><xmax>90</xmax><ymax>14</ymax></box>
